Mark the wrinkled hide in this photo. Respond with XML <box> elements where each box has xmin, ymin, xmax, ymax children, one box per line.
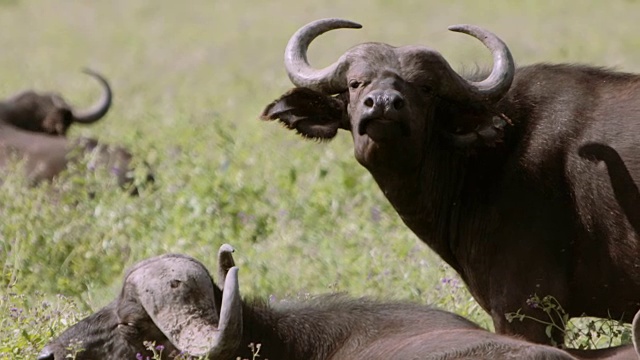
<box><xmin>40</xmin><ymin>245</ymin><xmax>639</xmax><ymax>360</ymax></box>
<box><xmin>262</xmin><ymin>18</ymin><xmax>640</xmax><ymax>345</ymax></box>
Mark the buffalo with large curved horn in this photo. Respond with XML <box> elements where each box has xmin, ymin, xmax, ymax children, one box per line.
<box><xmin>0</xmin><ymin>68</ymin><xmax>112</xmax><ymax>135</ymax></box>
<box><xmin>263</xmin><ymin>18</ymin><xmax>640</xmax><ymax>346</ymax></box>
<box><xmin>39</xmin><ymin>244</ymin><xmax>640</xmax><ymax>360</ymax></box>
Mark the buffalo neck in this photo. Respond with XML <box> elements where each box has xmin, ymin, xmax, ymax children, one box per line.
<box><xmin>368</xmin><ymin>145</ymin><xmax>467</xmax><ymax>273</ymax></box>
<box><xmin>364</xmin><ymin>114</ymin><xmax>508</xmax><ymax>278</ymax></box>
<box><xmin>236</xmin><ymin>298</ymin><xmax>372</xmax><ymax>360</ymax></box>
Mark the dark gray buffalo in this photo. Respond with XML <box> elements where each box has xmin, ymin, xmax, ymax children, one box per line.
<box><xmin>1</xmin><ymin>69</ymin><xmax>112</xmax><ymax>136</ymax></box>
<box><xmin>40</xmin><ymin>244</ymin><xmax>627</xmax><ymax>360</ymax></box>
<box><xmin>0</xmin><ymin>121</ymin><xmax>151</xmax><ymax>192</ymax></box>
<box><xmin>261</xmin><ymin>18</ymin><xmax>640</xmax><ymax>345</ymax></box>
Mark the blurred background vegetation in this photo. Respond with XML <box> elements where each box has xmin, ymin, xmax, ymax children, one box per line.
<box><xmin>1</xmin><ymin>0</ymin><xmax>640</xmax><ymax>357</ymax></box>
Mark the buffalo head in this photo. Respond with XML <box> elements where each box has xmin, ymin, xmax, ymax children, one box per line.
<box><xmin>262</xmin><ymin>18</ymin><xmax>514</xmax><ymax>170</ymax></box>
<box><xmin>2</xmin><ymin>69</ymin><xmax>112</xmax><ymax>136</ymax></box>
<box><xmin>38</xmin><ymin>248</ymin><xmax>242</xmax><ymax>360</ymax></box>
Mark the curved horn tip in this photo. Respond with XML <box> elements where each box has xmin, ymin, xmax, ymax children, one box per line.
<box><xmin>444</xmin><ymin>23</ymin><xmax>514</xmax><ymax>103</ymax></box>
<box><xmin>447</xmin><ymin>24</ymin><xmax>467</xmax><ymax>31</ymax></box>
<box><xmin>81</xmin><ymin>67</ymin><xmax>98</xmax><ymax>75</ymax></box>
<box><xmin>284</xmin><ymin>18</ymin><xmax>362</xmax><ymax>93</ymax></box>
<box><xmin>79</xmin><ymin>67</ymin><xmax>110</xmax><ymax>83</ymax></box>
<box><xmin>217</xmin><ymin>244</ymin><xmax>236</xmax><ymax>284</ymax></box>
<box><xmin>80</xmin><ymin>68</ymin><xmax>108</xmax><ymax>81</ymax></box>
<box><xmin>219</xmin><ymin>244</ymin><xmax>235</xmax><ymax>254</ymax></box>
<box><xmin>307</xmin><ymin>18</ymin><xmax>362</xmax><ymax>30</ymax></box>
<box><xmin>81</xmin><ymin>67</ymin><xmax>109</xmax><ymax>81</ymax></box>
<box><xmin>72</xmin><ymin>67</ymin><xmax>112</xmax><ymax>123</ymax></box>
<box><xmin>448</xmin><ymin>24</ymin><xmax>481</xmax><ymax>35</ymax></box>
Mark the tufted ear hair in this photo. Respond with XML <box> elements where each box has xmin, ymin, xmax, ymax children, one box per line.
<box><xmin>126</xmin><ymin>254</ymin><xmax>242</xmax><ymax>357</ymax></box>
<box><xmin>261</xmin><ymin>87</ymin><xmax>348</xmax><ymax>140</ymax></box>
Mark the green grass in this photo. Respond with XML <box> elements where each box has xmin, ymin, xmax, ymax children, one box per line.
<box><xmin>1</xmin><ymin>0</ymin><xmax>640</xmax><ymax>357</ymax></box>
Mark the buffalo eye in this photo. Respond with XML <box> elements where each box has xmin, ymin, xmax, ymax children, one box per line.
<box><xmin>348</xmin><ymin>80</ymin><xmax>361</xmax><ymax>89</ymax></box>
<box><xmin>419</xmin><ymin>84</ymin><xmax>432</xmax><ymax>94</ymax></box>
<box><xmin>117</xmin><ymin>322</ymin><xmax>138</xmax><ymax>335</ymax></box>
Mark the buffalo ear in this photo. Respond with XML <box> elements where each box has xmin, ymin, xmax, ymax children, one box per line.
<box><xmin>260</xmin><ymin>87</ymin><xmax>347</xmax><ymax>140</ymax></box>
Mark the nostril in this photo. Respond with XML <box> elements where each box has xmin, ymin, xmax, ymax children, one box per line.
<box><xmin>363</xmin><ymin>97</ymin><xmax>374</xmax><ymax>108</ymax></box>
<box><xmin>37</xmin><ymin>348</ymin><xmax>55</xmax><ymax>360</ymax></box>
<box><xmin>392</xmin><ymin>97</ymin><xmax>405</xmax><ymax>110</ymax></box>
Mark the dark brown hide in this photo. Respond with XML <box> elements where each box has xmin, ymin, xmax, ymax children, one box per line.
<box><xmin>262</xmin><ymin>19</ymin><xmax>640</xmax><ymax>345</ymax></box>
<box><xmin>0</xmin><ymin>69</ymin><xmax>112</xmax><ymax>136</ymax></box>
<box><xmin>40</xmin><ymin>249</ymin><xmax>589</xmax><ymax>360</ymax></box>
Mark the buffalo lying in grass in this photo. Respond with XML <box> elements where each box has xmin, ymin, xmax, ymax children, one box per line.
<box><xmin>0</xmin><ymin>121</ymin><xmax>151</xmax><ymax>193</ymax></box>
<box><xmin>1</xmin><ymin>69</ymin><xmax>112</xmax><ymax>136</ymax></box>
<box><xmin>38</xmin><ymin>245</ymin><xmax>639</xmax><ymax>360</ymax></box>
<box><xmin>262</xmin><ymin>18</ymin><xmax>640</xmax><ymax>344</ymax></box>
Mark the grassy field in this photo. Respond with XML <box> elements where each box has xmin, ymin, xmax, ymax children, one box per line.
<box><xmin>2</xmin><ymin>0</ymin><xmax>640</xmax><ymax>358</ymax></box>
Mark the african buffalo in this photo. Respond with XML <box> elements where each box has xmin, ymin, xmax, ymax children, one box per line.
<box><xmin>38</xmin><ymin>244</ymin><xmax>622</xmax><ymax>360</ymax></box>
<box><xmin>261</xmin><ymin>18</ymin><xmax>640</xmax><ymax>345</ymax></box>
<box><xmin>0</xmin><ymin>69</ymin><xmax>112</xmax><ymax>136</ymax></box>
<box><xmin>0</xmin><ymin>121</ymin><xmax>151</xmax><ymax>193</ymax></box>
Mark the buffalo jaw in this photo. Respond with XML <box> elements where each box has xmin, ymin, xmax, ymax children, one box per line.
<box><xmin>2</xmin><ymin>69</ymin><xmax>112</xmax><ymax>136</ymax></box>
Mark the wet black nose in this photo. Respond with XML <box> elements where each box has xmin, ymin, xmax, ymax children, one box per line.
<box><xmin>362</xmin><ymin>89</ymin><xmax>405</xmax><ymax>118</ymax></box>
<box><xmin>37</xmin><ymin>347</ymin><xmax>55</xmax><ymax>360</ymax></box>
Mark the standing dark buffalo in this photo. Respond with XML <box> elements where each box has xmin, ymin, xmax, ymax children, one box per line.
<box><xmin>261</xmin><ymin>18</ymin><xmax>640</xmax><ymax>345</ymax></box>
<box><xmin>0</xmin><ymin>121</ymin><xmax>151</xmax><ymax>193</ymax></box>
<box><xmin>41</xmin><ymin>244</ymin><xmax>631</xmax><ymax>360</ymax></box>
<box><xmin>0</xmin><ymin>69</ymin><xmax>112</xmax><ymax>136</ymax></box>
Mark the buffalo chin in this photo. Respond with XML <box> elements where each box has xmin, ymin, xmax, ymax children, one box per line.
<box><xmin>358</xmin><ymin>118</ymin><xmax>410</xmax><ymax>142</ymax></box>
